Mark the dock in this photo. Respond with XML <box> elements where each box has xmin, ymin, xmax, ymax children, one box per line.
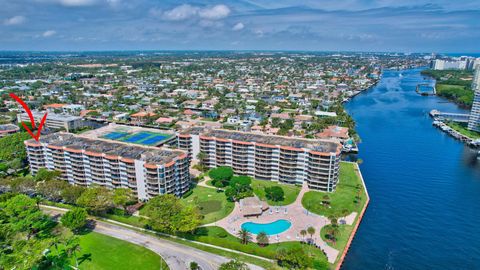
<box><xmin>416</xmin><ymin>83</ymin><xmax>436</xmax><ymax>96</ymax></box>
<box><xmin>432</xmin><ymin>121</ymin><xmax>480</xmax><ymax>147</ymax></box>
<box><xmin>429</xmin><ymin>110</ymin><xmax>480</xmax><ymax>147</ymax></box>
<box><xmin>429</xmin><ymin>110</ymin><xmax>470</xmax><ymax>123</ymax></box>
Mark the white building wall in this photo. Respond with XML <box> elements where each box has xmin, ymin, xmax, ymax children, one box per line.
<box><xmin>134</xmin><ymin>160</ymin><xmax>147</xmax><ymax>200</ymax></box>
<box><xmin>191</xmin><ymin>134</ymin><xmax>200</xmax><ymax>160</ymax></box>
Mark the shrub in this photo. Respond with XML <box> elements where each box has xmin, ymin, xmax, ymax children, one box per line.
<box><xmin>190</xmin><ymin>262</ymin><xmax>199</xmax><ymax>270</ymax></box>
<box><xmin>264</xmin><ymin>186</ymin><xmax>285</xmax><ymax>202</ymax></box>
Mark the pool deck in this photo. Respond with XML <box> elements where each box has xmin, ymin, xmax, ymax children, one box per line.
<box><xmin>207</xmin><ymin>183</ymin><xmax>343</xmax><ymax>264</ymax></box>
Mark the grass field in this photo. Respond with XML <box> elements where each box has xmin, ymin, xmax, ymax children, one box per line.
<box><xmin>320</xmin><ymin>224</ymin><xmax>353</xmax><ymax>253</ymax></box>
<box><xmin>76</xmin><ymin>232</ymin><xmax>168</xmax><ymax>270</ymax></box>
<box><xmin>181</xmin><ymin>186</ymin><xmax>234</xmax><ymax>224</ymax></box>
<box><xmin>302</xmin><ymin>162</ymin><xmax>366</xmax><ymax>218</ymax></box>
<box><xmin>446</xmin><ymin>121</ymin><xmax>480</xmax><ymax>139</ymax></box>
<box><xmin>104</xmin><ymin>209</ymin><xmax>145</xmax><ymax>228</ymax></box>
<box><xmin>252</xmin><ymin>179</ymin><xmax>301</xmax><ymax>206</ymax></box>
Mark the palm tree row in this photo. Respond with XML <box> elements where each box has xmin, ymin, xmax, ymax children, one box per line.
<box><xmin>237</xmin><ymin>229</ymin><xmax>270</xmax><ymax>247</ymax></box>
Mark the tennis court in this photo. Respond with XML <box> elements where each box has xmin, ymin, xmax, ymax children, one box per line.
<box><xmin>122</xmin><ymin>132</ymin><xmax>152</xmax><ymax>143</ymax></box>
<box><xmin>141</xmin><ymin>134</ymin><xmax>169</xmax><ymax>145</ymax></box>
<box><xmin>102</xmin><ymin>129</ymin><xmax>172</xmax><ymax>146</ymax></box>
<box><xmin>103</xmin><ymin>132</ymin><xmax>128</xmax><ymax>140</ymax></box>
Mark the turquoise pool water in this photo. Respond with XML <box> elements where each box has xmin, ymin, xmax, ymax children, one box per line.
<box><xmin>241</xmin><ymin>219</ymin><xmax>291</xmax><ymax>235</ymax></box>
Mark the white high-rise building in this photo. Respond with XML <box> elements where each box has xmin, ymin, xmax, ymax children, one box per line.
<box><xmin>467</xmin><ymin>68</ymin><xmax>480</xmax><ymax>132</ymax></box>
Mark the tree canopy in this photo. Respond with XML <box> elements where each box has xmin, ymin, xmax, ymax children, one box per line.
<box><xmin>0</xmin><ymin>194</ymin><xmax>85</xmax><ymax>269</ymax></box>
<box><xmin>76</xmin><ymin>186</ymin><xmax>114</xmax><ymax>215</ymax></box>
<box><xmin>35</xmin><ymin>168</ymin><xmax>62</xmax><ymax>182</ymax></box>
<box><xmin>225</xmin><ymin>175</ymin><xmax>253</xmax><ymax>202</ymax></box>
<box><xmin>0</xmin><ymin>132</ymin><xmax>31</xmax><ymax>161</ymax></box>
<box><xmin>0</xmin><ymin>194</ymin><xmax>56</xmax><ymax>269</ymax></box>
<box><xmin>36</xmin><ymin>180</ymin><xmax>69</xmax><ymax>202</ymax></box>
<box><xmin>264</xmin><ymin>186</ymin><xmax>285</xmax><ymax>202</ymax></box>
<box><xmin>276</xmin><ymin>247</ymin><xmax>312</xmax><ymax>269</ymax></box>
<box><xmin>208</xmin><ymin>166</ymin><xmax>234</xmax><ymax>187</ymax></box>
<box><xmin>61</xmin><ymin>208</ymin><xmax>88</xmax><ymax>233</ymax></box>
<box><xmin>142</xmin><ymin>194</ymin><xmax>201</xmax><ymax>233</ymax></box>
<box><xmin>113</xmin><ymin>188</ymin><xmax>135</xmax><ymax>211</ymax></box>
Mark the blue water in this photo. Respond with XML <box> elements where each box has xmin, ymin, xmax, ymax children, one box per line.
<box><xmin>241</xmin><ymin>219</ymin><xmax>291</xmax><ymax>235</ymax></box>
<box><xmin>342</xmin><ymin>68</ymin><xmax>480</xmax><ymax>269</ymax></box>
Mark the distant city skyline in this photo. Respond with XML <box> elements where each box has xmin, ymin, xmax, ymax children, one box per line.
<box><xmin>1</xmin><ymin>0</ymin><xmax>479</xmax><ymax>52</ymax></box>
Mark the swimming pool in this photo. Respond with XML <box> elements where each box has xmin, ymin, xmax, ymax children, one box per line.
<box><xmin>241</xmin><ymin>219</ymin><xmax>291</xmax><ymax>235</ymax></box>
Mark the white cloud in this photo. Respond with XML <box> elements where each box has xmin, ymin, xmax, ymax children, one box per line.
<box><xmin>198</xmin><ymin>5</ymin><xmax>230</xmax><ymax>20</ymax></box>
<box><xmin>161</xmin><ymin>4</ymin><xmax>230</xmax><ymax>21</ymax></box>
<box><xmin>232</xmin><ymin>22</ymin><xmax>244</xmax><ymax>31</ymax></box>
<box><xmin>42</xmin><ymin>30</ymin><xmax>57</xmax><ymax>37</ymax></box>
<box><xmin>254</xmin><ymin>29</ymin><xmax>264</xmax><ymax>37</ymax></box>
<box><xmin>4</xmin><ymin>16</ymin><xmax>26</xmax><ymax>26</ymax></box>
<box><xmin>163</xmin><ymin>4</ymin><xmax>198</xmax><ymax>21</ymax></box>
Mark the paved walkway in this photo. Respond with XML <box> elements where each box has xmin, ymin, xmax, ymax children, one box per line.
<box><xmin>42</xmin><ymin>206</ymin><xmax>265</xmax><ymax>270</ymax></box>
<box><xmin>209</xmin><ymin>183</ymin><xmax>340</xmax><ymax>263</ymax></box>
<box><xmin>196</xmin><ymin>175</ymin><xmax>216</xmax><ymax>189</ymax></box>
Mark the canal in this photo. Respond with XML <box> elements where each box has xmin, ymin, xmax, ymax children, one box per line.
<box><xmin>342</xmin><ymin>68</ymin><xmax>480</xmax><ymax>269</ymax></box>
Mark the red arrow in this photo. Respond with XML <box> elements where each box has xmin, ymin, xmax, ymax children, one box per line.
<box><xmin>9</xmin><ymin>93</ymin><xmax>48</xmax><ymax>142</ymax></box>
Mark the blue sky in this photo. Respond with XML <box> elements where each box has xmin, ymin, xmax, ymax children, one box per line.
<box><xmin>1</xmin><ymin>0</ymin><xmax>479</xmax><ymax>52</ymax></box>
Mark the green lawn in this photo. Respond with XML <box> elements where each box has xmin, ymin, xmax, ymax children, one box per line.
<box><xmin>446</xmin><ymin>121</ymin><xmax>480</xmax><ymax>139</ymax></box>
<box><xmin>302</xmin><ymin>162</ymin><xmax>366</xmax><ymax>218</ymax></box>
<box><xmin>181</xmin><ymin>186</ymin><xmax>234</xmax><ymax>224</ymax></box>
<box><xmin>205</xmin><ymin>179</ymin><xmax>216</xmax><ymax>188</ymax></box>
<box><xmin>252</xmin><ymin>179</ymin><xmax>301</xmax><ymax>206</ymax></box>
<box><xmin>178</xmin><ymin>226</ymin><xmax>328</xmax><ymax>267</ymax></box>
<box><xmin>320</xmin><ymin>224</ymin><xmax>353</xmax><ymax>253</ymax></box>
<box><xmin>104</xmin><ymin>210</ymin><xmax>145</xmax><ymax>228</ymax></box>
<box><xmin>76</xmin><ymin>232</ymin><xmax>168</xmax><ymax>270</ymax></box>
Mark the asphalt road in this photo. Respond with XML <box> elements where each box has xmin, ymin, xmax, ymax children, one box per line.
<box><xmin>43</xmin><ymin>207</ymin><xmax>265</xmax><ymax>270</ymax></box>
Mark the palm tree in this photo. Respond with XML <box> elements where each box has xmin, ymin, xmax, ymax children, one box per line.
<box><xmin>307</xmin><ymin>226</ymin><xmax>315</xmax><ymax>240</ymax></box>
<box><xmin>329</xmin><ymin>226</ymin><xmax>340</xmax><ymax>246</ymax></box>
<box><xmin>256</xmin><ymin>232</ymin><xmax>269</xmax><ymax>247</ymax></box>
<box><xmin>196</xmin><ymin>151</ymin><xmax>207</xmax><ymax>171</ymax></box>
<box><xmin>237</xmin><ymin>229</ymin><xmax>252</xmax><ymax>245</ymax></box>
<box><xmin>65</xmin><ymin>237</ymin><xmax>82</xmax><ymax>269</ymax></box>
<box><xmin>328</xmin><ymin>215</ymin><xmax>338</xmax><ymax>227</ymax></box>
<box><xmin>300</xmin><ymin>229</ymin><xmax>307</xmax><ymax>241</ymax></box>
<box><xmin>355</xmin><ymin>191</ymin><xmax>362</xmax><ymax>205</ymax></box>
<box><xmin>322</xmin><ymin>194</ymin><xmax>330</xmax><ymax>206</ymax></box>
